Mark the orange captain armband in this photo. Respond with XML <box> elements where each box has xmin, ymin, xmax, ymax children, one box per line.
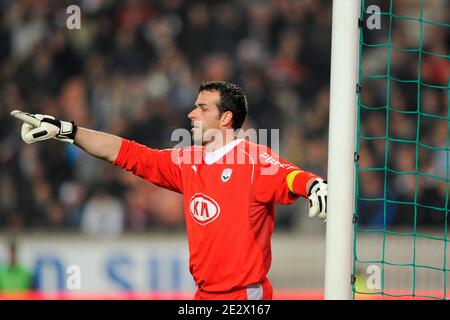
<box><xmin>286</xmin><ymin>170</ymin><xmax>320</xmax><ymax>198</ymax></box>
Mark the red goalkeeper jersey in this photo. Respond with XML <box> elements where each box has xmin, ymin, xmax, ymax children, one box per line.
<box><xmin>113</xmin><ymin>138</ymin><xmax>311</xmax><ymax>294</ymax></box>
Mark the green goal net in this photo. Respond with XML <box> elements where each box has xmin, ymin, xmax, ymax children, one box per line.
<box><xmin>353</xmin><ymin>0</ymin><xmax>449</xmax><ymax>299</ymax></box>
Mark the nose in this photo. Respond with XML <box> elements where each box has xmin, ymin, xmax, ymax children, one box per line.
<box><xmin>188</xmin><ymin>108</ymin><xmax>197</xmax><ymax>120</ymax></box>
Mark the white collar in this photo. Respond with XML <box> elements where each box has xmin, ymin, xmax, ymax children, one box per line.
<box><xmin>204</xmin><ymin>139</ymin><xmax>244</xmax><ymax>165</ymax></box>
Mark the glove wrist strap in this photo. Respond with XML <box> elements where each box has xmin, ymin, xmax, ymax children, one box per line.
<box><xmin>55</xmin><ymin>121</ymin><xmax>77</xmax><ymax>143</ymax></box>
<box><xmin>60</xmin><ymin>121</ymin><xmax>77</xmax><ymax>140</ymax></box>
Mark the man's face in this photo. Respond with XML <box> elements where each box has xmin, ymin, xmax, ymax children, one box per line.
<box><xmin>188</xmin><ymin>90</ymin><xmax>223</xmax><ymax>145</ymax></box>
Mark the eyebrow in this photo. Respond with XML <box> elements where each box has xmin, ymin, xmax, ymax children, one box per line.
<box><xmin>195</xmin><ymin>103</ymin><xmax>208</xmax><ymax>108</ymax></box>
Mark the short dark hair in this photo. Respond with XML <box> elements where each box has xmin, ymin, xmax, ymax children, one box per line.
<box><xmin>198</xmin><ymin>81</ymin><xmax>248</xmax><ymax>130</ymax></box>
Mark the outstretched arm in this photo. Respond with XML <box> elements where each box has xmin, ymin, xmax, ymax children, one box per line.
<box><xmin>10</xmin><ymin>110</ymin><xmax>122</xmax><ymax>163</ymax></box>
<box><xmin>74</xmin><ymin>127</ymin><xmax>122</xmax><ymax>163</ymax></box>
<box><xmin>10</xmin><ymin>110</ymin><xmax>183</xmax><ymax>193</ymax></box>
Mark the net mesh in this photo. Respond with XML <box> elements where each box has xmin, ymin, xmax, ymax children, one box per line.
<box><xmin>353</xmin><ymin>0</ymin><xmax>449</xmax><ymax>299</ymax></box>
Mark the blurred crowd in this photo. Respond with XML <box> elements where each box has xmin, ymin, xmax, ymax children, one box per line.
<box><xmin>358</xmin><ymin>0</ymin><xmax>449</xmax><ymax>228</ymax></box>
<box><xmin>0</xmin><ymin>0</ymin><xmax>447</xmax><ymax>235</ymax></box>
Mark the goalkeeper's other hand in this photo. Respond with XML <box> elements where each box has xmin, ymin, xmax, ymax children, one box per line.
<box><xmin>10</xmin><ymin>110</ymin><xmax>77</xmax><ymax>144</ymax></box>
<box><xmin>308</xmin><ymin>178</ymin><xmax>327</xmax><ymax>222</ymax></box>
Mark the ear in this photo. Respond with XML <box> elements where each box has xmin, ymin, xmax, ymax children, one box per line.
<box><xmin>220</xmin><ymin>111</ymin><xmax>233</xmax><ymax>128</ymax></box>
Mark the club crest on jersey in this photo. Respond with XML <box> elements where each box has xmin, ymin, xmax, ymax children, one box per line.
<box><xmin>221</xmin><ymin>168</ymin><xmax>232</xmax><ymax>182</ymax></box>
<box><xmin>189</xmin><ymin>193</ymin><xmax>221</xmax><ymax>225</ymax></box>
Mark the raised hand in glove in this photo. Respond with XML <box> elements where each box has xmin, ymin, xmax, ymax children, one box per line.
<box><xmin>10</xmin><ymin>110</ymin><xmax>77</xmax><ymax>144</ymax></box>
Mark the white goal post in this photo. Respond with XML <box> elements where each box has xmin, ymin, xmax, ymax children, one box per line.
<box><xmin>324</xmin><ymin>0</ymin><xmax>361</xmax><ymax>299</ymax></box>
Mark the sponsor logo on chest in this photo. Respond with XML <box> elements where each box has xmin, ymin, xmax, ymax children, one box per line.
<box><xmin>189</xmin><ymin>193</ymin><xmax>221</xmax><ymax>225</ymax></box>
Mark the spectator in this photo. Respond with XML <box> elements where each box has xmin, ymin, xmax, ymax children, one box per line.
<box><xmin>81</xmin><ymin>188</ymin><xmax>125</xmax><ymax>238</ymax></box>
<box><xmin>0</xmin><ymin>239</ymin><xmax>33</xmax><ymax>292</ymax></box>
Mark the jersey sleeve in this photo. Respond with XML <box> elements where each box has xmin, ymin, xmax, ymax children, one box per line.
<box><xmin>253</xmin><ymin>148</ymin><xmax>302</xmax><ymax>205</ymax></box>
<box><xmin>112</xmin><ymin>139</ymin><xmax>183</xmax><ymax>193</ymax></box>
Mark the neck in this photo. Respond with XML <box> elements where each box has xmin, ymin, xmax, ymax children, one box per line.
<box><xmin>204</xmin><ymin>129</ymin><xmax>237</xmax><ymax>152</ymax></box>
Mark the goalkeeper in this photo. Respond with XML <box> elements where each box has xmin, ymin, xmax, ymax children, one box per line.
<box><xmin>11</xmin><ymin>81</ymin><xmax>327</xmax><ymax>300</ymax></box>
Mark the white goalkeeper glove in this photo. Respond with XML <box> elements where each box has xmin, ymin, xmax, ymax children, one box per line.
<box><xmin>10</xmin><ymin>110</ymin><xmax>77</xmax><ymax>144</ymax></box>
<box><xmin>308</xmin><ymin>178</ymin><xmax>327</xmax><ymax>222</ymax></box>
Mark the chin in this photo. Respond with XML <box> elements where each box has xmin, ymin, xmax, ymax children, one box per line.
<box><xmin>191</xmin><ymin>131</ymin><xmax>203</xmax><ymax>145</ymax></box>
